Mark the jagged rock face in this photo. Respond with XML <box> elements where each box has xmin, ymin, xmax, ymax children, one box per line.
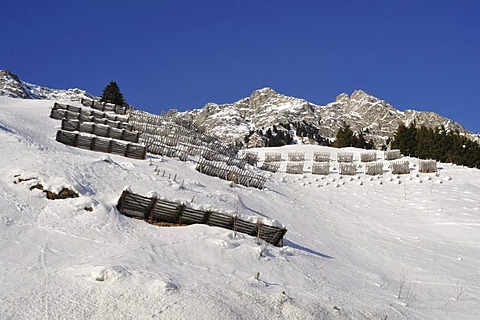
<box><xmin>177</xmin><ymin>88</ymin><xmax>472</xmax><ymax>147</ymax></box>
<box><xmin>0</xmin><ymin>70</ymin><xmax>95</xmax><ymax>101</ymax></box>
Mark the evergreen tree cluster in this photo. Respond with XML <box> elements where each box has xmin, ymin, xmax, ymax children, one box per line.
<box><xmin>334</xmin><ymin>125</ymin><xmax>374</xmax><ymax>149</ymax></box>
<box><xmin>391</xmin><ymin>123</ymin><xmax>480</xmax><ymax>169</ymax></box>
<box><xmin>100</xmin><ymin>81</ymin><xmax>127</xmax><ymax>106</ymax></box>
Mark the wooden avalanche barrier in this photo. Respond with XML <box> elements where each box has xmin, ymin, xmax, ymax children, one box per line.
<box><xmin>56</xmin><ymin>130</ymin><xmax>146</xmax><ymax>159</ymax></box>
<box><xmin>264</xmin><ymin>152</ymin><xmax>281</xmax><ymax>162</ymax></box>
<box><xmin>61</xmin><ymin>119</ymin><xmax>140</xmax><ymax>143</ymax></box>
<box><xmin>196</xmin><ymin>158</ymin><xmax>267</xmax><ymax>189</ymax></box>
<box><xmin>260</xmin><ymin>162</ymin><xmax>280</xmax><ymax>173</ymax></box>
<box><xmin>337</xmin><ymin>152</ymin><xmax>354</xmax><ymax>163</ymax></box>
<box><xmin>116</xmin><ymin>190</ymin><xmax>288</xmax><ymax>246</ymax></box>
<box><xmin>365</xmin><ymin>162</ymin><xmax>384</xmax><ymax>175</ymax></box>
<box><xmin>385</xmin><ymin>149</ymin><xmax>401</xmax><ymax>160</ymax></box>
<box><xmin>288</xmin><ymin>152</ymin><xmax>305</xmax><ymax>162</ymax></box>
<box><xmin>313</xmin><ymin>152</ymin><xmax>330</xmax><ymax>162</ymax></box>
<box><xmin>286</xmin><ymin>162</ymin><xmax>304</xmax><ymax>174</ymax></box>
<box><xmin>339</xmin><ymin>163</ymin><xmax>356</xmax><ymax>175</ymax></box>
<box><xmin>312</xmin><ymin>162</ymin><xmax>330</xmax><ymax>175</ymax></box>
<box><xmin>360</xmin><ymin>151</ymin><xmax>377</xmax><ymax>162</ymax></box>
<box><xmin>80</xmin><ymin>98</ymin><xmax>128</xmax><ymax>115</ymax></box>
<box><xmin>419</xmin><ymin>160</ymin><xmax>437</xmax><ymax>173</ymax></box>
<box><xmin>390</xmin><ymin>160</ymin><xmax>410</xmax><ymax>174</ymax></box>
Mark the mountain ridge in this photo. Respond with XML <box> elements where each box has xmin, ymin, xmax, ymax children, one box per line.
<box><xmin>0</xmin><ymin>70</ymin><xmax>96</xmax><ymax>101</ymax></box>
<box><xmin>172</xmin><ymin>87</ymin><xmax>473</xmax><ymax>148</ymax></box>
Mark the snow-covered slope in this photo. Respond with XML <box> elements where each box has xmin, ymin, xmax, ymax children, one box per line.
<box><xmin>0</xmin><ymin>70</ymin><xmax>95</xmax><ymax>101</ymax></box>
<box><xmin>173</xmin><ymin>88</ymin><xmax>472</xmax><ymax>147</ymax></box>
<box><xmin>1</xmin><ymin>96</ymin><xmax>479</xmax><ymax>319</ymax></box>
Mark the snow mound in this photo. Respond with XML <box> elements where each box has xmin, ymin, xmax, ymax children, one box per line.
<box><xmin>91</xmin><ymin>266</ymin><xmax>131</xmax><ymax>282</ymax></box>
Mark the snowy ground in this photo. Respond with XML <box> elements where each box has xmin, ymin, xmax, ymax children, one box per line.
<box><xmin>0</xmin><ymin>96</ymin><xmax>479</xmax><ymax>319</ymax></box>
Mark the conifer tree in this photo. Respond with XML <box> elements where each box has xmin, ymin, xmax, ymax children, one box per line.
<box><xmin>100</xmin><ymin>81</ymin><xmax>126</xmax><ymax>106</ymax></box>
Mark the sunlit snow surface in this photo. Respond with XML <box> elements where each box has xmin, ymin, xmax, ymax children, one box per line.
<box><xmin>0</xmin><ymin>97</ymin><xmax>479</xmax><ymax>319</ymax></box>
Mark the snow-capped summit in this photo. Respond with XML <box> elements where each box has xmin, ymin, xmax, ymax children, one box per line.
<box><xmin>0</xmin><ymin>70</ymin><xmax>96</xmax><ymax>101</ymax></box>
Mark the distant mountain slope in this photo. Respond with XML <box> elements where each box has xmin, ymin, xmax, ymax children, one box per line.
<box><xmin>172</xmin><ymin>88</ymin><xmax>472</xmax><ymax>148</ymax></box>
<box><xmin>0</xmin><ymin>70</ymin><xmax>96</xmax><ymax>101</ymax></box>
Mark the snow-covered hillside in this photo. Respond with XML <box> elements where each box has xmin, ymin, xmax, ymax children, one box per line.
<box><xmin>1</xmin><ymin>96</ymin><xmax>479</xmax><ymax>319</ymax></box>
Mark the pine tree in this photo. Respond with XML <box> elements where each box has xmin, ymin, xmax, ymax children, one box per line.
<box><xmin>334</xmin><ymin>125</ymin><xmax>355</xmax><ymax>148</ymax></box>
<box><xmin>100</xmin><ymin>81</ymin><xmax>126</xmax><ymax>106</ymax></box>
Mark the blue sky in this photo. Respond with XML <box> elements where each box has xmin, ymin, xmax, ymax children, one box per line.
<box><xmin>2</xmin><ymin>1</ymin><xmax>479</xmax><ymax>132</ymax></box>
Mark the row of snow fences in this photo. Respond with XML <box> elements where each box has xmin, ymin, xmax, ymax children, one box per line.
<box><xmin>196</xmin><ymin>158</ymin><xmax>267</xmax><ymax>189</ymax></box>
<box><xmin>419</xmin><ymin>160</ymin><xmax>437</xmax><ymax>173</ymax></box>
<box><xmin>128</xmin><ymin>110</ymin><xmax>235</xmax><ymax>155</ymax></box>
<box><xmin>80</xmin><ymin>98</ymin><xmax>128</xmax><ymax>115</ymax></box>
<box><xmin>260</xmin><ymin>162</ymin><xmax>281</xmax><ymax>173</ymax></box>
<box><xmin>61</xmin><ymin>119</ymin><xmax>140</xmax><ymax>143</ymax></box>
<box><xmin>51</xmin><ymin>103</ymin><xmax>128</xmax><ymax>123</ymax></box>
<box><xmin>384</xmin><ymin>149</ymin><xmax>402</xmax><ymax>161</ymax></box>
<box><xmin>50</xmin><ymin>105</ymin><xmax>133</xmax><ymax>131</ymax></box>
<box><xmin>56</xmin><ymin>130</ymin><xmax>147</xmax><ymax>160</ymax></box>
<box><xmin>147</xmin><ymin>142</ymin><xmax>189</xmax><ymax>162</ymax></box>
<box><xmin>264</xmin><ymin>152</ymin><xmax>282</xmax><ymax>162</ymax></box>
<box><xmin>116</xmin><ymin>190</ymin><xmax>288</xmax><ymax>246</ymax></box>
<box><xmin>286</xmin><ymin>162</ymin><xmax>304</xmax><ymax>174</ymax></box>
<box><xmin>390</xmin><ymin>160</ymin><xmax>410</xmax><ymax>175</ymax></box>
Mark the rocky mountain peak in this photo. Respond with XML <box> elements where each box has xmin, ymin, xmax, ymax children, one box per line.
<box><xmin>0</xmin><ymin>69</ymin><xmax>95</xmax><ymax>101</ymax></box>
<box><xmin>176</xmin><ymin>87</ymin><xmax>473</xmax><ymax>148</ymax></box>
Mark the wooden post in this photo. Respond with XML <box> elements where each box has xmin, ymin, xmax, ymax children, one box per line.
<box><xmin>176</xmin><ymin>204</ymin><xmax>185</xmax><ymax>224</ymax></box>
<box><xmin>125</xmin><ymin>143</ymin><xmax>130</xmax><ymax>157</ymax></box>
<box><xmin>146</xmin><ymin>197</ymin><xmax>158</xmax><ymax>223</ymax></box>
<box><xmin>116</xmin><ymin>190</ymin><xmax>127</xmax><ymax>212</ymax></box>
<box><xmin>90</xmin><ymin>136</ymin><xmax>96</xmax><ymax>151</ymax></box>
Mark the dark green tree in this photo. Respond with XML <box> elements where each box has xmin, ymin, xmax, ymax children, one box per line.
<box><xmin>100</xmin><ymin>81</ymin><xmax>126</xmax><ymax>106</ymax></box>
<box><xmin>334</xmin><ymin>125</ymin><xmax>355</xmax><ymax>148</ymax></box>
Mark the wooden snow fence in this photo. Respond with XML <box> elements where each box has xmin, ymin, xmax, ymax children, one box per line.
<box><xmin>337</xmin><ymin>152</ymin><xmax>354</xmax><ymax>163</ymax></box>
<box><xmin>149</xmin><ymin>143</ymin><xmax>189</xmax><ymax>161</ymax></box>
<box><xmin>312</xmin><ymin>162</ymin><xmax>330</xmax><ymax>175</ymax></box>
<box><xmin>240</xmin><ymin>151</ymin><xmax>259</xmax><ymax>166</ymax></box>
<box><xmin>385</xmin><ymin>149</ymin><xmax>401</xmax><ymax>160</ymax></box>
<box><xmin>419</xmin><ymin>160</ymin><xmax>437</xmax><ymax>173</ymax></box>
<box><xmin>80</xmin><ymin>98</ymin><xmax>128</xmax><ymax>115</ymax></box>
<box><xmin>339</xmin><ymin>163</ymin><xmax>357</xmax><ymax>175</ymax></box>
<box><xmin>61</xmin><ymin>119</ymin><xmax>140</xmax><ymax>143</ymax></box>
<box><xmin>286</xmin><ymin>162</ymin><xmax>304</xmax><ymax>174</ymax></box>
<box><xmin>116</xmin><ymin>190</ymin><xmax>287</xmax><ymax>246</ymax></box>
<box><xmin>313</xmin><ymin>152</ymin><xmax>330</xmax><ymax>162</ymax></box>
<box><xmin>288</xmin><ymin>152</ymin><xmax>305</xmax><ymax>162</ymax></box>
<box><xmin>390</xmin><ymin>160</ymin><xmax>410</xmax><ymax>174</ymax></box>
<box><xmin>360</xmin><ymin>151</ymin><xmax>377</xmax><ymax>162</ymax></box>
<box><xmin>264</xmin><ymin>152</ymin><xmax>282</xmax><ymax>162</ymax></box>
<box><xmin>365</xmin><ymin>162</ymin><xmax>384</xmax><ymax>175</ymax></box>
<box><xmin>128</xmin><ymin>110</ymin><xmax>239</xmax><ymax>157</ymax></box>
<box><xmin>50</xmin><ymin>104</ymin><xmax>132</xmax><ymax>130</ymax></box>
<box><xmin>260</xmin><ymin>162</ymin><xmax>280</xmax><ymax>173</ymax></box>
<box><xmin>55</xmin><ymin>130</ymin><xmax>146</xmax><ymax>159</ymax></box>
<box><xmin>196</xmin><ymin>158</ymin><xmax>267</xmax><ymax>189</ymax></box>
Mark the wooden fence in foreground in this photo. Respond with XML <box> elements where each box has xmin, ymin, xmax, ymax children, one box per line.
<box><xmin>116</xmin><ymin>190</ymin><xmax>287</xmax><ymax>246</ymax></box>
<box><xmin>56</xmin><ymin>130</ymin><xmax>146</xmax><ymax>159</ymax></box>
